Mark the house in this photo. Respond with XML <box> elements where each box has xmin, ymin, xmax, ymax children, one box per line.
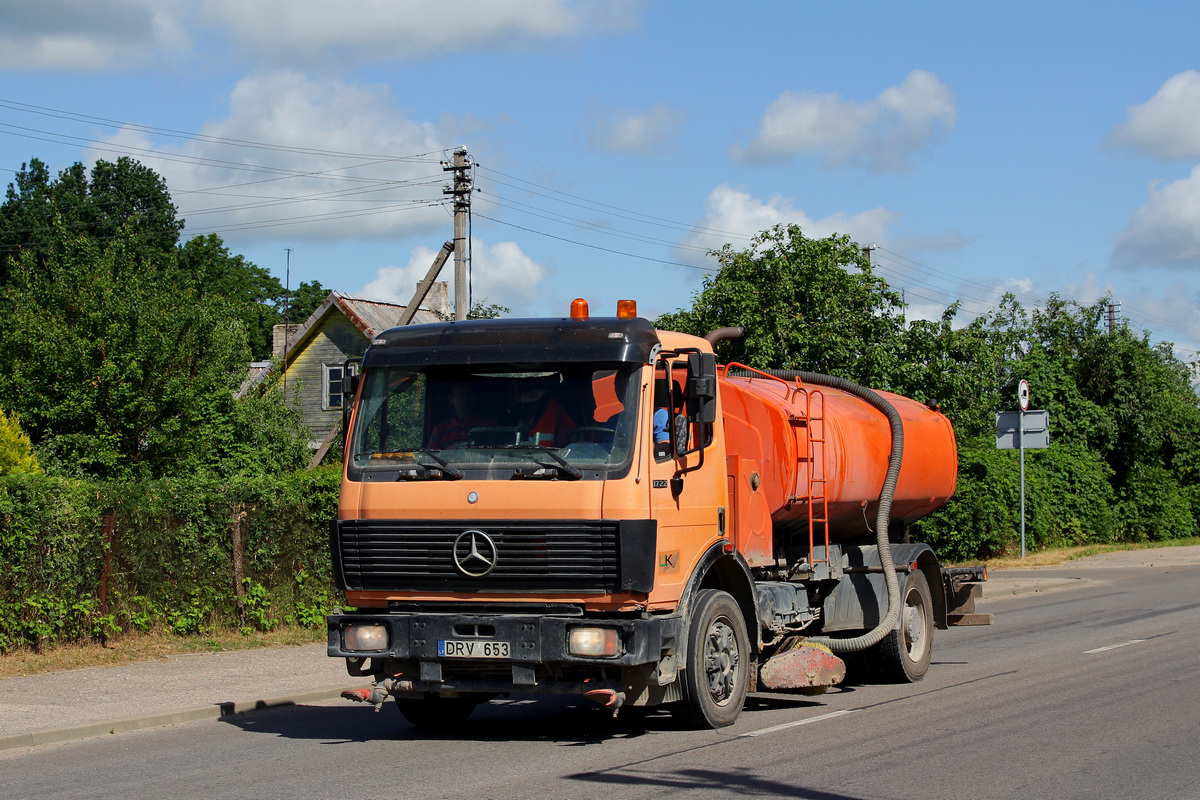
<box><xmin>241</xmin><ymin>285</ymin><xmax>448</xmax><ymax>462</ymax></box>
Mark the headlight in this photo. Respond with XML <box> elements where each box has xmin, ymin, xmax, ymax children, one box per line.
<box><xmin>344</xmin><ymin>623</ymin><xmax>388</xmax><ymax>652</ymax></box>
<box><xmin>568</xmin><ymin>627</ymin><xmax>620</xmax><ymax>657</ymax></box>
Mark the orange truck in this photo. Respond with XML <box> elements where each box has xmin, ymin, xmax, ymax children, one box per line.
<box><xmin>328</xmin><ymin>300</ymin><xmax>988</xmax><ymax>728</ymax></box>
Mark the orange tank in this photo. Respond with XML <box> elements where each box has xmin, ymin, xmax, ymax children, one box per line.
<box><xmin>720</xmin><ymin>368</ymin><xmax>956</xmax><ymax>553</ymax></box>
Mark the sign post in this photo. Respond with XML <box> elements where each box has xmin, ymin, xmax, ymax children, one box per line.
<box><xmin>1018</xmin><ymin>380</ymin><xmax>1028</xmax><ymax>559</ymax></box>
<box><xmin>996</xmin><ymin>380</ymin><xmax>1048</xmax><ymax>559</ymax></box>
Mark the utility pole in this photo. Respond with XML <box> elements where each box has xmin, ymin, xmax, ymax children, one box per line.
<box><xmin>1106</xmin><ymin>301</ymin><xmax>1122</xmax><ymax>332</ymax></box>
<box><xmin>442</xmin><ymin>147</ymin><xmax>473</xmax><ymax>320</ymax></box>
<box><xmin>283</xmin><ymin>247</ymin><xmax>292</xmax><ymax>394</ymax></box>
<box><xmin>862</xmin><ymin>242</ymin><xmax>877</xmax><ymax>266</ymax></box>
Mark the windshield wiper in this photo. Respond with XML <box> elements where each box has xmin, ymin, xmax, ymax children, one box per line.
<box><xmin>467</xmin><ymin>443</ymin><xmax>583</xmax><ymax>480</ymax></box>
<box><xmin>412</xmin><ymin>448</ymin><xmax>463</xmax><ymax>479</ymax></box>
<box><xmin>533</xmin><ymin>445</ymin><xmax>583</xmax><ymax>480</ymax></box>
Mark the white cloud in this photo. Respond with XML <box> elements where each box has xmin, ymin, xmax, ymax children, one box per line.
<box><xmin>1108</xmin><ymin>70</ymin><xmax>1200</xmax><ymax>160</ymax></box>
<box><xmin>588</xmin><ymin>102</ymin><xmax>686</xmax><ymax>154</ymax></box>
<box><xmin>91</xmin><ymin>71</ymin><xmax>459</xmax><ymax>244</ymax></box>
<box><xmin>677</xmin><ymin>184</ymin><xmax>900</xmax><ymax>262</ymax></box>
<box><xmin>197</xmin><ymin>0</ymin><xmax>640</xmax><ymax>66</ymax></box>
<box><xmin>0</xmin><ymin>0</ymin><xmax>639</xmax><ymax>71</ymax></box>
<box><xmin>361</xmin><ymin>239</ymin><xmax>550</xmax><ymax>314</ymax></box>
<box><xmin>0</xmin><ymin>0</ymin><xmax>189</xmax><ymax>71</ymax></box>
<box><xmin>1112</xmin><ymin>165</ymin><xmax>1200</xmax><ymax>269</ymax></box>
<box><xmin>731</xmin><ymin>69</ymin><xmax>957</xmax><ymax>172</ymax></box>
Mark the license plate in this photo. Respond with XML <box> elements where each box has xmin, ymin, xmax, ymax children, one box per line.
<box><xmin>438</xmin><ymin>639</ymin><xmax>511</xmax><ymax>659</ymax></box>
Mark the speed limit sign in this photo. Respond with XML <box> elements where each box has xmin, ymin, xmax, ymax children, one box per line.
<box><xmin>1018</xmin><ymin>379</ymin><xmax>1030</xmax><ymax>411</ymax></box>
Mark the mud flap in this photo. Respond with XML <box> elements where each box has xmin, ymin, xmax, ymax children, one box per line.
<box><xmin>943</xmin><ymin>566</ymin><xmax>992</xmax><ymax>626</ymax></box>
<box><xmin>759</xmin><ymin>643</ymin><xmax>847</xmax><ymax>691</ymax></box>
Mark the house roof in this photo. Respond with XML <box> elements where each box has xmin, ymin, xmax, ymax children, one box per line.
<box><xmin>283</xmin><ymin>292</ymin><xmax>442</xmax><ymax>361</ymax></box>
<box><xmin>235</xmin><ymin>293</ymin><xmax>441</xmax><ymax>398</ymax></box>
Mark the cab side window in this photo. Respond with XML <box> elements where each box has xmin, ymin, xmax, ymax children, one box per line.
<box><xmin>652</xmin><ymin>361</ymin><xmax>692</xmax><ymax>460</ymax></box>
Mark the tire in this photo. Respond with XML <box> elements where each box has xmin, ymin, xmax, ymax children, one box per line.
<box><xmin>672</xmin><ymin>589</ymin><xmax>751</xmax><ymax>728</ymax></box>
<box><xmin>871</xmin><ymin>569</ymin><xmax>934</xmax><ymax>682</ymax></box>
<box><xmin>395</xmin><ymin>693</ymin><xmax>479</xmax><ymax>729</ymax></box>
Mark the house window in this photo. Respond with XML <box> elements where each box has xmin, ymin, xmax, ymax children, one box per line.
<box><xmin>324</xmin><ymin>364</ymin><xmax>344</xmax><ymax>410</ymax></box>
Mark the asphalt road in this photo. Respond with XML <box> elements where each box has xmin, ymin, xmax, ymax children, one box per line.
<box><xmin>3</xmin><ymin>556</ymin><xmax>1199</xmax><ymax>800</ymax></box>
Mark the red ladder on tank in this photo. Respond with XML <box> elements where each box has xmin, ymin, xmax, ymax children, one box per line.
<box><xmin>795</xmin><ymin>382</ymin><xmax>830</xmax><ymax>566</ymax></box>
<box><xmin>722</xmin><ymin>364</ymin><xmax>832</xmax><ymax>568</ymax></box>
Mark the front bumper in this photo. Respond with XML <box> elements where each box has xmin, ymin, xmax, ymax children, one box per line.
<box><xmin>327</xmin><ymin>610</ymin><xmax>678</xmax><ymax>668</ymax></box>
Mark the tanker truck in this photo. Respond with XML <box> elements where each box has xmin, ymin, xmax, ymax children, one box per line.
<box><xmin>327</xmin><ymin>299</ymin><xmax>988</xmax><ymax>729</ymax></box>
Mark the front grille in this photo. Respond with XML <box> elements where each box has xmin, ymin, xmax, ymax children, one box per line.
<box><xmin>337</xmin><ymin>520</ymin><xmax>621</xmax><ymax>593</ymax></box>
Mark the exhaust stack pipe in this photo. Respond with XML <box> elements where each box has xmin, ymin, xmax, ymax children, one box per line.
<box><xmin>704</xmin><ymin>326</ymin><xmax>744</xmax><ymax>346</ymax></box>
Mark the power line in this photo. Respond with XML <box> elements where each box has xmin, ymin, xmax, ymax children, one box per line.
<box><xmin>475</xmin><ymin>213</ymin><xmax>717</xmax><ymax>272</ymax></box>
<box><xmin>475</xmin><ymin>192</ymin><xmax>713</xmax><ymax>256</ymax></box>
<box><xmin>0</xmin><ymin>97</ymin><xmax>448</xmax><ymax>163</ymax></box>
<box><xmin>476</xmin><ymin>166</ymin><xmax>756</xmax><ymax>244</ymax></box>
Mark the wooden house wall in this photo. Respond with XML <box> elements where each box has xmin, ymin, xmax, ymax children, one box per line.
<box><xmin>283</xmin><ymin>311</ymin><xmax>369</xmax><ymax>444</ymax></box>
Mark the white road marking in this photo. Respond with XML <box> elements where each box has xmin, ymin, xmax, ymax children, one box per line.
<box><xmin>740</xmin><ymin>709</ymin><xmax>858</xmax><ymax>737</ymax></box>
<box><xmin>1084</xmin><ymin>639</ymin><xmax>1146</xmax><ymax>654</ymax></box>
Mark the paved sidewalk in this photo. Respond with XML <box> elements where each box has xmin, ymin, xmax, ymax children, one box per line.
<box><xmin>981</xmin><ymin>544</ymin><xmax>1200</xmax><ymax>598</ymax></box>
<box><xmin>980</xmin><ymin>570</ymin><xmax>1090</xmax><ymax>597</ymax></box>
<box><xmin>0</xmin><ymin>643</ymin><xmax>366</xmax><ymax>751</ymax></box>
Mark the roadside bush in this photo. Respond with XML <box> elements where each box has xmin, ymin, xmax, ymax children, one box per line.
<box><xmin>913</xmin><ymin>436</ymin><xmax>1119</xmax><ymax>560</ymax></box>
<box><xmin>0</xmin><ymin>467</ymin><xmax>341</xmax><ymax>651</ymax></box>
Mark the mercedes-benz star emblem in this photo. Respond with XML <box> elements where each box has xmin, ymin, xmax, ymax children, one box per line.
<box><xmin>452</xmin><ymin>530</ymin><xmax>497</xmax><ymax>577</ymax></box>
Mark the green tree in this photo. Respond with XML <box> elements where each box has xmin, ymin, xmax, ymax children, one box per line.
<box><xmin>655</xmin><ymin>224</ymin><xmax>905</xmax><ymax>387</ymax></box>
<box><xmin>914</xmin><ymin>294</ymin><xmax>1200</xmax><ymax>554</ymax></box>
<box><xmin>280</xmin><ymin>280</ymin><xmax>329</xmax><ymax>324</ymax></box>
<box><xmin>0</xmin><ymin>409</ymin><xmax>41</xmax><ymax>475</ymax></box>
<box><xmin>0</xmin><ymin>226</ymin><xmax>249</xmax><ymax>479</ymax></box>
<box><xmin>469</xmin><ymin>300</ymin><xmax>509</xmax><ymax>320</ymax></box>
<box><xmin>178</xmin><ymin>234</ymin><xmax>285</xmax><ymax>360</ymax></box>
<box><xmin>894</xmin><ymin>298</ymin><xmax>1023</xmax><ymax>437</ymax></box>
<box><xmin>0</xmin><ymin>157</ymin><xmax>309</xmax><ymax>479</ymax></box>
<box><xmin>0</xmin><ymin>157</ymin><xmax>182</xmax><ymax>284</ymax></box>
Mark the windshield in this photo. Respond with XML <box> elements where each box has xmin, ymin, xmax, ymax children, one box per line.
<box><xmin>348</xmin><ymin>362</ymin><xmax>642</xmax><ymax>480</ymax></box>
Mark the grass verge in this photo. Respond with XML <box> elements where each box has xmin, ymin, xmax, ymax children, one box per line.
<box><xmin>953</xmin><ymin>536</ymin><xmax>1200</xmax><ymax>570</ymax></box>
<box><xmin>0</xmin><ymin>625</ymin><xmax>325</xmax><ymax>680</ymax></box>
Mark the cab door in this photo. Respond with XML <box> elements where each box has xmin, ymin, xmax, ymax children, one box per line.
<box><xmin>647</xmin><ymin>351</ymin><xmax>726</xmax><ymax>609</ymax></box>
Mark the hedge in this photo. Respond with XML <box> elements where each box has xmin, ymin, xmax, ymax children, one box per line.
<box><xmin>0</xmin><ymin>467</ymin><xmax>341</xmax><ymax>651</ymax></box>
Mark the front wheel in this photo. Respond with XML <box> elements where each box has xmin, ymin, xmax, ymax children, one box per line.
<box><xmin>871</xmin><ymin>569</ymin><xmax>934</xmax><ymax>682</ymax></box>
<box><xmin>673</xmin><ymin>589</ymin><xmax>751</xmax><ymax>728</ymax></box>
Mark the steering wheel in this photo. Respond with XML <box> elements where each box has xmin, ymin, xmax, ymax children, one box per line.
<box><xmin>568</xmin><ymin>426</ymin><xmax>616</xmax><ymax>444</ymax></box>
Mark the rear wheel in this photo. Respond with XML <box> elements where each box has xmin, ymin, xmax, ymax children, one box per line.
<box><xmin>871</xmin><ymin>569</ymin><xmax>934</xmax><ymax>682</ymax></box>
<box><xmin>395</xmin><ymin>693</ymin><xmax>480</xmax><ymax>729</ymax></box>
<box><xmin>672</xmin><ymin>589</ymin><xmax>750</xmax><ymax>728</ymax></box>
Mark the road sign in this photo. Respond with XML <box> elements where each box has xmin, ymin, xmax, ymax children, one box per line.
<box><xmin>1018</xmin><ymin>379</ymin><xmax>1030</xmax><ymax>411</ymax></box>
<box><xmin>996</xmin><ymin>410</ymin><xmax>1049</xmax><ymax>449</ymax></box>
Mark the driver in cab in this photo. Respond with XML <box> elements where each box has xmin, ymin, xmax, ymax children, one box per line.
<box><xmin>511</xmin><ymin>377</ymin><xmax>575</xmax><ymax>447</ymax></box>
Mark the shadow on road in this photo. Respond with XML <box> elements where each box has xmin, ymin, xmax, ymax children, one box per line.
<box><xmin>219</xmin><ymin>689</ymin><xmax>839</xmax><ymax>745</ymax></box>
<box><xmin>567</xmin><ymin>765</ymin><xmax>873</xmax><ymax>800</ymax></box>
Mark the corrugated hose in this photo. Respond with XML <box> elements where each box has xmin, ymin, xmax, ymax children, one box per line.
<box><xmin>754</xmin><ymin>369</ymin><xmax>904</xmax><ymax>654</ymax></box>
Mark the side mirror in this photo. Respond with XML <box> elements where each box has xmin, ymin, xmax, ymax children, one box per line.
<box><xmin>686</xmin><ymin>352</ymin><xmax>717</xmax><ymax>424</ymax></box>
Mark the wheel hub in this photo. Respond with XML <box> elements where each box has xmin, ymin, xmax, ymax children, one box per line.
<box><xmin>704</xmin><ymin>619</ymin><xmax>741</xmax><ymax>704</ymax></box>
<box><xmin>904</xmin><ymin>603</ymin><xmax>925</xmax><ymax>657</ymax></box>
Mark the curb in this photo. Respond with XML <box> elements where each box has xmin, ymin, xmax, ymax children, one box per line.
<box><xmin>982</xmin><ymin>576</ymin><xmax>1088</xmax><ymax>598</ymax></box>
<box><xmin>0</xmin><ymin>685</ymin><xmax>358</xmax><ymax>752</ymax></box>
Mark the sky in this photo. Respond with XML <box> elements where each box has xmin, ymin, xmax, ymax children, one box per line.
<box><xmin>4</xmin><ymin>0</ymin><xmax>1200</xmax><ymax>368</ymax></box>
